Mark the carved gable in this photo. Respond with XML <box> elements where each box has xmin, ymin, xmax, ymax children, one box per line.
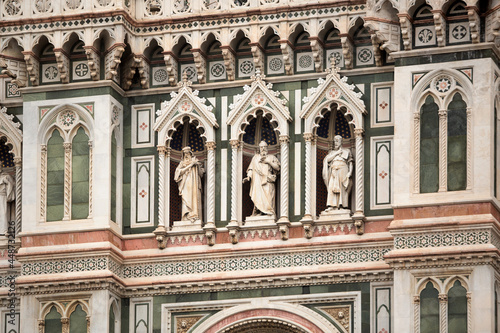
<box><xmin>154</xmin><ymin>80</ymin><xmax>219</xmax><ymax>145</ymax></box>
<box><xmin>300</xmin><ymin>66</ymin><xmax>367</xmax><ymax>132</ymax></box>
<box><xmin>227</xmin><ymin>70</ymin><xmax>292</xmax><ymax>140</ymax></box>
<box><xmin>0</xmin><ymin>107</ymin><xmax>22</xmax><ymax>158</ymax></box>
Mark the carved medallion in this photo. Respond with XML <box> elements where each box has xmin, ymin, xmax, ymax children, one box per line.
<box><xmin>251</xmin><ymin>93</ymin><xmax>266</xmax><ymax>107</ymax></box>
<box><xmin>179</xmin><ymin>100</ymin><xmax>193</xmax><ymax>113</ymax></box>
<box><xmin>327</xmin><ymin>87</ymin><xmax>340</xmax><ymax>99</ymax></box>
<box><xmin>57</xmin><ymin>111</ymin><xmax>79</xmax><ymax>130</ymax></box>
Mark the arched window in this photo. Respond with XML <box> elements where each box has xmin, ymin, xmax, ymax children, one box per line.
<box><xmin>446</xmin><ymin>1</ymin><xmax>470</xmax><ymax>45</ymax></box>
<box><xmin>420</xmin><ymin>95</ymin><xmax>439</xmax><ymax>193</ymax></box>
<box><xmin>47</xmin><ymin>130</ymin><xmax>65</xmax><ymax>221</ymax></box>
<box><xmin>69</xmin><ymin>304</ymin><xmax>87</xmax><ymax>333</ymax></box>
<box><xmin>71</xmin><ymin>127</ymin><xmax>89</xmax><ymax>220</ymax></box>
<box><xmin>420</xmin><ymin>281</ymin><xmax>439</xmax><ymax>333</ymax></box>
<box><xmin>44</xmin><ymin>306</ymin><xmax>63</xmax><ymax>333</ymax></box>
<box><xmin>447</xmin><ymin>93</ymin><xmax>467</xmax><ymax>191</ymax></box>
<box><xmin>109</xmin><ymin>304</ymin><xmax>116</xmax><ymax>333</ymax></box>
<box><xmin>448</xmin><ymin>280</ymin><xmax>467</xmax><ymax>332</ymax></box>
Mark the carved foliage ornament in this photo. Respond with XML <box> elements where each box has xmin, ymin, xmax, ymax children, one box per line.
<box><xmin>65</xmin><ymin>0</ymin><xmax>82</xmax><ymax>10</ymax></box>
<box><xmin>34</xmin><ymin>0</ymin><xmax>51</xmax><ymax>13</ymax></box>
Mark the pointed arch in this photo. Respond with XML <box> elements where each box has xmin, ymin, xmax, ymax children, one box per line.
<box><xmin>38</xmin><ymin>103</ymin><xmax>94</xmax><ymax>144</ymax></box>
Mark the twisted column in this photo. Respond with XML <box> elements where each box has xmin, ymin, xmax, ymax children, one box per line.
<box><xmin>413</xmin><ymin>296</ymin><xmax>420</xmax><ymax>333</ymax></box>
<box><xmin>157</xmin><ymin>146</ymin><xmax>166</xmax><ymax>227</ymax></box>
<box><xmin>230</xmin><ymin>140</ymin><xmax>240</xmax><ymax>223</ymax></box>
<box><xmin>206</xmin><ymin>141</ymin><xmax>216</xmax><ymax>225</ymax></box>
<box><xmin>438</xmin><ymin>109</ymin><xmax>447</xmax><ymax>192</ymax></box>
<box><xmin>354</xmin><ymin>129</ymin><xmax>364</xmax><ymax>214</ymax></box>
<box><xmin>466</xmin><ymin>292</ymin><xmax>472</xmax><ymax>333</ymax></box>
<box><xmin>40</xmin><ymin>145</ymin><xmax>47</xmax><ymax>222</ymax></box>
<box><xmin>413</xmin><ymin>112</ymin><xmax>421</xmax><ymax>193</ymax></box>
<box><xmin>466</xmin><ymin>108</ymin><xmax>472</xmax><ymax>190</ymax></box>
<box><xmin>303</xmin><ymin>133</ymin><xmax>313</xmax><ymax>220</ymax></box>
<box><xmin>165</xmin><ymin>148</ymin><xmax>171</xmax><ymax>227</ymax></box>
<box><xmin>13</xmin><ymin>157</ymin><xmax>21</xmax><ymax>235</ymax></box>
<box><xmin>88</xmin><ymin>141</ymin><xmax>93</xmax><ymax>218</ymax></box>
<box><xmin>438</xmin><ymin>294</ymin><xmax>448</xmax><ymax>333</ymax></box>
<box><xmin>63</xmin><ymin>143</ymin><xmax>72</xmax><ymax>220</ymax></box>
<box><xmin>279</xmin><ymin>135</ymin><xmax>289</xmax><ymax>221</ymax></box>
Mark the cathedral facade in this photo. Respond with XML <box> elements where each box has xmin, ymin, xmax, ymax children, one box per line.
<box><xmin>0</xmin><ymin>0</ymin><xmax>498</xmax><ymax>332</ymax></box>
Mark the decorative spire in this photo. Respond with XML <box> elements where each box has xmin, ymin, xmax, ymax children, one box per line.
<box><xmin>251</xmin><ymin>67</ymin><xmax>265</xmax><ymax>82</ymax></box>
<box><xmin>178</xmin><ymin>70</ymin><xmax>192</xmax><ymax>88</ymax></box>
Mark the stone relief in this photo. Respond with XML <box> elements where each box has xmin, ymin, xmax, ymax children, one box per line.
<box><xmin>322</xmin><ymin>135</ymin><xmax>353</xmax><ymax>214</ymax></box>
<box><xmin>174</xmin><ymin>146</ymin><xmax>204</xmax><ymax>223</ymax></box>
<box><xmin>243</xmin><ymin>141</ymin><xmax>280</xmax><ymax>218</ymax></box>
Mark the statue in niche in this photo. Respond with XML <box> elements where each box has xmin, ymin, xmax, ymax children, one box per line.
<box><xmin>243</xmin><ymin>141</ymin><xmax>280</xmax><ymax>217</ymax></box>
<box><xmin>0</xmin><ymin>167</ymin><xmax>14</xmax><ymax>235</ymax></box>
<box><xmin>174</xmin><ymin>147</ymin><xmax>204</xmax><ymax>222</ymax></box>
<box><xmin>322</xmin><ymin>135</ymin><xmax>353</xmax><ymax>211</ymax></box>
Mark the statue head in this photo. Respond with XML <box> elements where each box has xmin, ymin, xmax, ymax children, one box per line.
<box><xmin>333</xmin><ymin>135</ymin><xmax>343</xmax><ymax>149</ymax></box>
<box><xmin>259</xmin><ymin>141</ymin><xmax>268</xmax><ymax>156</ymax></box>
<box><xmin>182</xmin><ymin>146</ymin><xmax>193</xmax><ymax>161</ymax></box>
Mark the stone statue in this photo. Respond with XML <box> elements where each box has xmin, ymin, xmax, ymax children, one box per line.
<box><xmin>174</xmin><ymin>147</ymin><xmax>204</xmax><ymax>222</ymax></box>
<box><xmin>322</xmin><ymin>135</ymin><xmax>353</xmax><ymax>211</ymax></box>
<box><xmin>0</xmin><ymin>167</ymin><xmax>14</xmax><ymax>235</ymax></box>
<box><xmin>243</xmin><ymin>141</ymin><xmax>280</xmax><ymax>217</ymax></box>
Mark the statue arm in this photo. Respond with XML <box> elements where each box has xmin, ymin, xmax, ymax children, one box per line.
<box><xmin>268</xmin><ymin>156</ymin><xmax>280</xmax><ymax>171</ymax></box>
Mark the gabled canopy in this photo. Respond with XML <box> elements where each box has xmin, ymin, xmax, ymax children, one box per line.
<box><xmin>227</xmin><ymin>70</ymin><xmax>292</xmax><ymax>141</ymax></box>
<box><xmin>154</xmin><ymin>79</ymin><xmax>219</xmax><ymax>146</ymax></box>
<box><xmin>0</xmin><ymin>106</ymin><xmax>22</xmax><ymax>158</ymax></box>
<box><xmin>300</xmin><ymin>66</ymin><xmax>367</xmax><ymax>134</ymax></box>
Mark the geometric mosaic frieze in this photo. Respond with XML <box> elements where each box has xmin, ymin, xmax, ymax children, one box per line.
<box><xmin>20</xmin><ymin>246</ymin><xmax>391</xmax><ymax>279</ymax></box>
<box><xmin>394</xmin><ymin>229</ymin><xmax>490</xmax><ymax>250</ymax></box>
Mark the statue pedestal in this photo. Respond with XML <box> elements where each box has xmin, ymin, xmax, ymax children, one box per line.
<box><xmin>171</xmin><ymin>219</ymin><xmax>202</xmax><ymax>231</ymax></box>
<box><xmin>244</xmin><ymin>215</ymin><xmax>276</xmax><ymax>227</ymax></box>
<box><xmin>317</xmin><ymin>208</ymin><xmax>351</xmax><ymax>222</ymax></box>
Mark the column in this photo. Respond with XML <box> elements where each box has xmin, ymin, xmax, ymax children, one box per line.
<box><xmin>302</xmin><ymin>133</ymin><xmax>313</xmax><ymax>221</ymax></box>
<box><xmin>157</xmin><ymin>146</ymin><xmax>166</xmax><ymax>227</ymax></box>
<box><xmin>413</xmin><ymin>112</ymin><xmax>421</xmax><ymax>193</ymax></box>
<box><xmin>438</xmin><ymin>109</ymin><xmax>447</xmax><ymax>192</ymax></box>
<box><xmin>278</xmin><ymin>135</ymin><xmax>289</xmax><ymax>222</ymax></box>
<box><xmin>229</xmin><ymin>140</ymin><xmax>240</xmax><ymax>224</ymax></box>
<box><xmin>205</xmin><ymin>141</ymin><xmax>216</xmax><ymax>226</ymax></box>
<box><xmin>40</xmin><ymin>145</ymin><xmax>47</xmax><ymax>222</ymax></box>
<box><xmin>354</xmin><ymin>129</ymin><xmax>364</xmax><ymax>215</ymax></box>
<box><xmin>14</xmin><ymin>157</ymin><xmax>21</xmax><ymax>235</ymax></box>
<box><xmin>88</xmin><ymin>141</ymin><xmax>93</xmax><ymax>218</ymax></box>
<box><xmin>63</xmin><ymin>142</ymin><xmax>72</xmax><ymax>221</ymax></box>
<box><xmin>414</xmin><ymin>296</ymin><xmax>420</xmax><ymax>333</ymax></box>
<box><xmin>438</xmin><ymin>294</ymin><xmax>448</xmax><ymax>333</ymax></box>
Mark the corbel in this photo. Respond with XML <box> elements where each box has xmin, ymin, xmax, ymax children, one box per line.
<box><xmin>340</xmin><ymin>35</ymin><xmax>353</xmax><ymax>70</ymax></box>
<box><xmin>53</xmin><ymin>48</ymin><xmax>70</xmax><ymax>83</ymax></box>
<box><xmin>153</xmin><ymin>225</ymin><xmax>168</xmax><ymax>249</ymax></box>
<box><xmin>104</xmin><ymin>43</ymin><xmax>125</xmax><ymax>81</ymax></box>
<box><xmin>308</xmin><ymin>37</ymin><xmax>324</xmax><ymax>73</ymax></box>
<box><xmin>84</xmin><ymin>46</ymin><xmax>100</xmax><ymax>81</ymax></box>
<box><xmin>191</xmin><ymin>48</ymin><xmax>206</xmax><ymax>84</ymax></box>
<box><xmin>163</xmin><ymin>51</ymin><xmax>178</xmax><ymax>86</ymax></box>
<box><xmin>23</xmin><ymin>51</ymin><xmax>40</xmax><ymax>86</ymax></box>
<box><xmin>220</xmin><ymin>46</ymin><xmax>236</xmax><ymax>81</ymax></box>
<box><xmin>279</xmin><ymin>39</ymin><xmax>294</xmax><ymax>75</ymax></box>
<box><xmin>249</xmin><ymin>42</ymin><xmax>265</xmax><ymax>73</ymax></box>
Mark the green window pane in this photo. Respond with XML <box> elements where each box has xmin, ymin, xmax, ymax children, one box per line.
<box><xmin>69</xmin><ymin>304</ymin><xmax>87</xmax><ymax>333</ymax></box>
<box><xmin>111</xmin><ymin>134</ymin><xmax>117</xmax><ymax>222</ymax></box>
<box><xmin>447</xmin><ymin>93</ymin><xmax>467</xmax><ymax>191</ymax></box>
<box><xmin>420</xmin><ymin>96</ymin><xmax>439</xmax><ymax>193</ymax></box>
<box><xmin>47</xmin><ymin>130</ymin><xmax>64</xmax><ymax>222</ymax></box>
<box><xmin>420</xmin><ymin>281</ymin><xmax>439</xmax><ymax>333</ymax></box>
<box><xmin>448</xmin><ymin>280</ymin><xmax>467</xmax><ymax>333</ymax></box>
<box><xmin>71</xmin><ymin>127</ymin><xmax>89</xmax><ymax>219</ymax></box>
<box><xmin>109</xmin><ymin>305</ymin><xmax>115</xmax><ymax>333</ymax></box>
<box><xmin>45</xmin><ymin>306</ymin><xmax>62</xmax><ymax>333</ymax></box>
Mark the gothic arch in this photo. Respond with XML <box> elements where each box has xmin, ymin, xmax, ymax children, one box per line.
<box><xmin>154</xmin><ymin>80</ymin><xmax>219</xmax><ymax>234</ymax></box>
<box><xmin>226</xmin><ymin>72</ymin><xmax>292</xmax><ymax>234</ymax></box>
<box><xmin>411</xmin><ymin>68</ymin><xmax>473</xmax><ymax>193</ymax></box>
<box><xmin>38</xmin><ymin>103</ymin><xmax>94</xmax><ymax>144</ymax></box>
<box><xmin>300</xmin><ymin>68</ymin><xmax>367</xmax><ymax>230</ymax></box>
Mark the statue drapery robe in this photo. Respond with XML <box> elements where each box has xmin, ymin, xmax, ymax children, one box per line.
<box><xmin>174</xmin><ymin>158</ymin><xmax>204</xmax><ymax>221</ymax></box>
<box><xmin>323</xmin><ymin>147</ymin><xmax>352</xmax><ymax>208</ymax></box>
<box><xmin>246</xmin><ymin>154</ymin><xmax>280</xmax><ymax>215</ymax></box>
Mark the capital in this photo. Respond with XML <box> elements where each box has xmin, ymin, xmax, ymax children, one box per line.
<box><xmin>88</xmin><ymin>140</ymin><xmax>93</xmax><ymax>148</ymax></box>
<box><xmin>438</xmin><ymin>294</ymin><xmax>448</xmax><ymax>302</ymax></box>
<box><xmin>279</xmin><ymin>135</ymin><xmax>289</xmax><ymax>145</ymax></box>
<box><xmin>354</xmin><ymin>128</ymin><xmax>364</xmax><ymax>137</ymax></box>
<box><xmin>205</xmin><ymin>141</ymin><xmax>216</xmax><ymax>150</ymax></box>
<box><xmin>413</xmin><ymin>295</ymin><xmax>420</xmax><ymax>304</ymax></box>
<box><xmin>230</xmin><ymin>139</ymin><xmax>240</xmax><ymax>149</ymax></box>
<box><xmin>438</xmin><ymin>109</ymin><xmax>447</xmax><ymax>117</ymax></box>
<box><xmin>63</xmin><ymin>143</ymin><xmax>72</xmax><ymax>150</ymax></box>
<box><xmin>13</xmin><ymin>156</ymin><xmax>22</xmax><ymax>166</ymax></box>
<box><xmin>303</xmin><ymin>133</ymin><xmax>314</xmax><ymax>142</ymax></box>
<box><xmin>157</xmin><ymin>146</ymin><xmax>167</xmax><ymax>156</ymax></box>
<box><xmin>40</xmin><ymin>144</ymin><xmax>47</xmax><ymax>152</ymax></box>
